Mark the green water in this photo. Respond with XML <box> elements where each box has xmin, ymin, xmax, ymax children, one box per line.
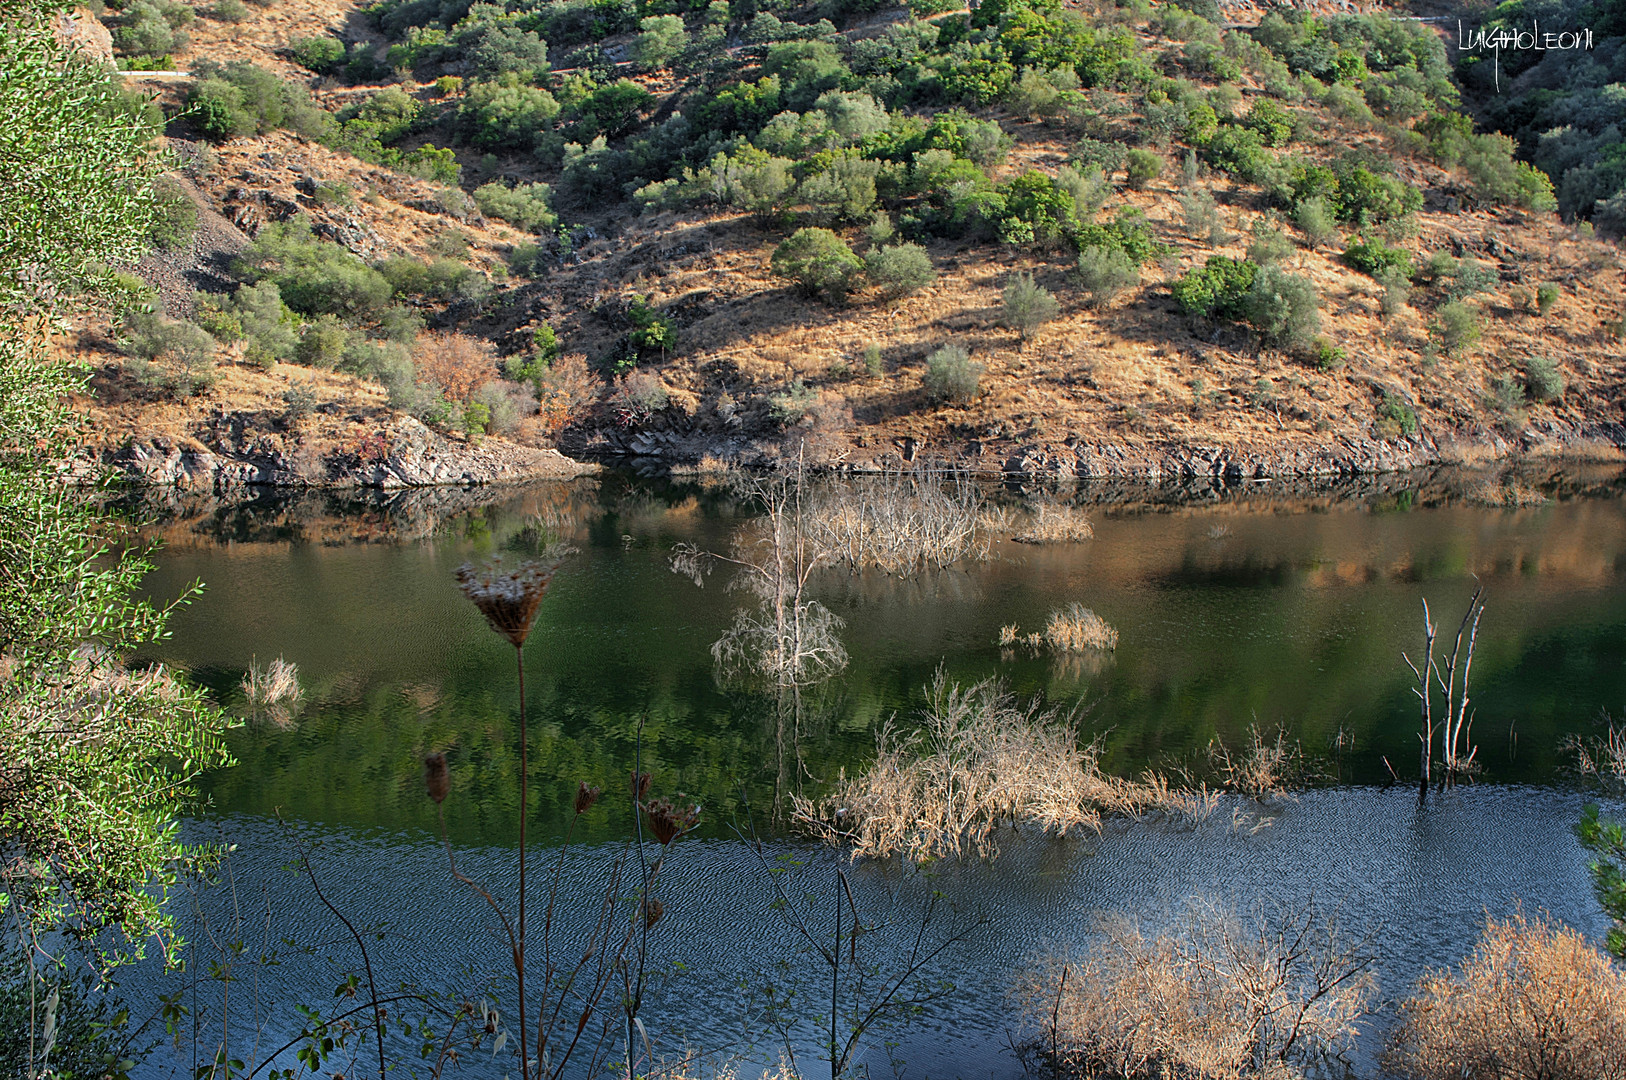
<box><xmin>134</xmin><ymin>468</ymin><xmax>1626</xmax><ymax>843</ymax></box>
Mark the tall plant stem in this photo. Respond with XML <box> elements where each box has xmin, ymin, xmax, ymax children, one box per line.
<box><xmin>517</xmin><ymin>643</ymin><xmax>530</xmax><ymax>1080</ymax></box>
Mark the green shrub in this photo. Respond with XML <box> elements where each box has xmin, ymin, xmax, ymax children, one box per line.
<box><xmin>1431</xmin><ymin>300</ymin><xmax>1481</xmax><ymax>355</ymax></box>
<box><xmin>120</xmin><ymin>312</ymin><xmax>217</xmax><ymax>397</ymax></box>
<box><xmin>626</xmin><ymin>295</ymin><xmax>677</xmax><ymax>359</ymax></box>
<box><xmin>1003</xmin><ymin>272</ymin><xmax>1060</xmax><ymax>339</ymax></box>
<box><xmin>1070</xmin><ymin>136</ymin><xmax>1127</xmax><ymax>176</ymax></box>
<box><xmin>1342</xmin><ymin>236</ymin><xmax>1412</xmax><ymax>278</ymax></box>
<box><xmin>1443</xmin><ymin>259</ymin><xmax>1497</xmax><ymax>301</ymax></box>
<box><xmin>289</xmin><ymin>36</ymin><xmax>346</xmax><ymax>75</ymax></box>
<box><xmin>633</xmin><ymin>14</ymin><xmax>686</xmax><ymax>70</ymax></box>
<box><xmin>232</xmin><ymin>218</ymin><xmax>394</xmax><ymax>320</ymax></box>
<box><xmin>473</xmin><ymin>181</ymin><xmax>556</xmax><ymax>232</ymax></box>
<box><xmin>1245</xmin><ymin>219</ymin><xmax>1293</xmax><ymax>265</ymax></box>
<box><xmin>863</xmin><ymin>342</ymin><xmax>883</xmax><ymax>376</ymax></box>
<box><xmin>281</xmin><ymin>381</ymin><xmax>319</xmax><ymax>425</ymax></box>
<box><xmin>865</xmin><ymin>243</ymin><xmax>936</xmax><ymax>299</ymax></box>
<box><xmin>148</xmin><ymin>176</ymin><xmax>198</xmax><ymax>250</ymax></box>
<box><xmin>1376</xmin><ymin>392</ymin><xmax>1418</xmax><ymax>438</ymax></box>
<box><xmin>295</xmin><ymin>314</ymin><xmax>349</xmax><ymax>369</ymax></box>
<box><xmin>1376</xmin><ymin>264</ymin><xmax>1411</xmax><ymax>319</ymax></box>
<box><xmin>1293</xmin><ymin>196</ymin><xmax>1337</xmax><ymax>250</ymax></box>
<box><xmin>1242</xmin><ymin>99</ymin><xmax>1293</xmax><ymax>146</ymax></box>
<box><xmin>1525</xmin><ymin>356</ymin><xmax>1565</xmax><ymax>403</ymax></box>
<box><xmin>1178</xmin><ymin>188</ymin><xmax>1223</xmax><ymax>244</ymax></box>
<box><xmin>435</xmin><ymin>76</ymin><xmax>464</xmax><ymax>96</ymax></box>
<box><xmin>1536</xmin><ymin>283</ymin><xmax>1560</xmax><ymax>316</ymax></box>
<box><xmin>1173</xmin><ymin>255</ymin><xmax>1257</xmax><ymax>318</ymax></box>
<box><xmin>113</xmin><ymin>0</ymin><xmax>191</xmax><ymax>59</ymax></box>
<box><xmin>1463</xmin><ymin>133</ymin><xmax>1558</xmax><ymax>212</ymax></box>
<box><xmin>1124</xmin><ymin>148</ymin><xmax>1162</xmax><ymax>189</ymax></box>
<box><xmin>1072</xmin><ymin>210</ymin><xmax>1167</xmax><ymax>265</ymax></box>
<box><xmin>459</xmin><ymin>74</ymin><xmax>561</xmax><ymax>153</ymax></box>
<box><xmin>1076</xmin><ymin>244</ymin><xmax>1139</xmax><ymax>306</ymax></box>
<box><xmin>197</xmin><ymin>281</ymin><xmax>299</xmax><ymax>366</ymax></box>
<box><xmin>1311</xmin><ymin>336</ymin><xmax>1346</xmax><ymax>370</ymax></box>
<box><xmin>507</xmin><ymin>242</ymin><xmax>548</xmax><ymax>277</ymax></box>
<box><xmin>922</xmin><ymin>344</ymin><xmax>982</xmax><ymax>404</ymax></box>
<box><xmin>769</xmin><ymin>378</ymin><xmax>818</xmax><ymax>425</ymax></box>
<box><xmin>1243</xmin><ymin>263</ymin><xmax>1320</xmax><ymax>349</ymax></box>
<box><xmin>212</xmin><ymin>0</ymin><xmax>249</xmax><ymax>21</ymax></box>
<box><xmin>771</xmin><ymin>227</ymin><xmax>865</xmax><ymax>304</ymax></box>
<box><xmin>460</xmin><ymin>22</ymin><xmax>550</xmax><ymax>80</ymax></box>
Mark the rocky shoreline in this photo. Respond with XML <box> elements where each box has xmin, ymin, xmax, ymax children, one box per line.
<box><xmin>105</xmin><ymin>409</ymin><xmax>1626</xmax><ymax>491</ymax></box>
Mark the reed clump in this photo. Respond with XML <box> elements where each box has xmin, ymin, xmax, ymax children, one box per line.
<box><xmin>796</xmin><ymin>672</ymin><xmax>1214</xmax><ymax>861</ymax></box>
<box><xmin>1017</xmin><ymin>901</ymin><xmax>1374</xmax><ymax>1080</ymax></box>
<box><xmin>1045</xmin><ymin>604</ymin><xmax>1119</xmax><ymax>652</ymax></box>
<box><xmin>241</xmin><ymin>656</ymin><xmax>302</xmax><ymax>710</ymax></box>
<box><xmin>1010</xmin><ymin>504</ymin><xmax>1095</xmax><ymax>544</ymax></box>
<box><xmin>804</xmin><ymin>472</ymin><xmax>999</xmax><ymax>574</ymax></box>
<box><xmin>1385</xmin><ymin>911</ymin><xmax>1626</xmax><ymax>1080</ymax></box>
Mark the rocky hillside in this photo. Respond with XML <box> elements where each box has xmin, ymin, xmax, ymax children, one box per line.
<box><xmin>74</xmin><ymin>0</ymin><xmax>1626</xmax><ymax>484</ymax></box>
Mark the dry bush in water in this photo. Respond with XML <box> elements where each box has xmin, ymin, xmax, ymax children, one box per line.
<box><xmin>412</xmin><ymin>331</ymin><xmax>497</xmax><ymax>402</ymax></box>
<box><xmin>804</xmin><ymin>472</ymin><xmax>1001</xmax><ymax>574</ymax></box>
<box><xmin>796</xmin><ymin>671</ymin><xmax>1214</xmax><ymax>860</ymax></box>
<box><xmin>1045</xmin><ymin>604</ymin><xmax>1119</xmax><ymax>652</ymax></box>
<box><xmin>1385</xmin><ymin>911</ymin><xmax>1626</xmax><ymax>1080</ymax></box>
<box><xmin>1208</xmin><ymin>724</ymin><xmax>1309</xmax><ymax>800</ymax></box>
<box><xmin>1566</xmin><ymin>714</ymin><xmax>1626</xmax><ymax>793</ymax></box>
<box><xmin>1010</xmin><ymin>503</ymin><xmax>1095</xmax><ymax>544</ymax></box>
<box><xmin>241</xmin><ymin>656</ymin><xmax>301</xmax><ymax>710</ymax></box>
<box><xmin>1017</xmin><ymin>901</ymin><xmax>1375</xmax><ymax>1080</ymax></box>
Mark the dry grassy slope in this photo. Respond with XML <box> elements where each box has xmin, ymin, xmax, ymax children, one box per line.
<box><xmin>96</xmin><ymin>0</ymin><xmax>1626</xmax><ymax>480</ymax></box>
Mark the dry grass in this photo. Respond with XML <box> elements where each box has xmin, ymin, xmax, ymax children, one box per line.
<box><xmin>805</xmin><ymin>473</ymin><xmax>998</xmax><ymax>574</ymax></box>
<box><xmin>242</xmin><ymin>656</ymin><xmax>302</xmax><ymax>712</ymax></box>
<box><xmin>795</xmin><ymin>671</ymin><xmax>1215</xmax><ymax>861</ymax></box>
<box><xmin>1016</xmin><ymin>900</ymin><xmax>1374</xmax><ymax>1080</ymax></box>
<box><xmin>1466</xmin><ymin>478</ymin><xmax>1552</xmax><ymax>508</ymax></box>
<box><xmin>1385</xmin><ymin>911</ymin><xmax>1626</xmax><ymax>1080</ymax></box>
<box><xmin>1044</xmin><ymin>604</ymin><xmax>1119</xmax><ymax>652</ymax></box>
<box><xmin>1010</xmin><ymin>504</ymin><xmax>1095</xmax><ymax>544</ymax></box>
<box><xmin>1207</xmin><ymin>724</ymin><xmax>1309</xmax><ymax>800</ymax></box>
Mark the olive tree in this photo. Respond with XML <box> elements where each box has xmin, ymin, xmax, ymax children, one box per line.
<box><xmin>0</xmin><ymin>1</ymin><xmax>234</xmax><ymax>977</ymax></box>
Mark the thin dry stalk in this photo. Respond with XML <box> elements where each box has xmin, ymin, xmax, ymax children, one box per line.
<box><xmin>1385</xmin><ymin>911</ymin><xmax>1626</xmax><ymax>1080</ymax></box>
<box><xmin>1016</xmin><ymin>900</ymin><xmax>1375</xmax><ymax>1080</ymax></box>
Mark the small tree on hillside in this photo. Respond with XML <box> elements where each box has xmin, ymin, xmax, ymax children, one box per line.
<box><xmin>772</xmin><ymin>227</ymin><xmax>864</xmax><ymax>304</ymax></box>
<box><xmin>1003</xmin><ymin>272</ymin><xmax>1060</xmax><ymax>339</ymax></box>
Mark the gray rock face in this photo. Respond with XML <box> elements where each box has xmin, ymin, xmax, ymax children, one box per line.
<box><xmin>110</xmin><ymin>415</ymin><xmax>595</xmax><ymax>490</ymax></box>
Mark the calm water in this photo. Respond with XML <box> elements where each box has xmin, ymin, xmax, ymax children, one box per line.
<box><xmin>126</xmin><ymin>466</ymin><xmax>1626</xmax><ymax>1077</ymax></box>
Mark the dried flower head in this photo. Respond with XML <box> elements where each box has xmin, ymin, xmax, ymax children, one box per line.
<box><xmin>643</xmin><ymin>797</ymin><xmax>700</xmax><ymax>846</ymax></box>
<box><xmin>425</xmin><ymin>753</ymin><xmax>450</xmax><ymax>804</ymax></box>
<box><xmin>630</xmin><ymin>770</ymin><xmax>652</xmax><ymax>801</ymax></box>
<box><xmin>574</xmin><ymin>781</ymin><xmax>601</xmax><ymax>816</ymax></box>
<box><xmin>454</xmin><ymin>560</ymin><xmax>557</xmax><ymax>647</ymax></box>
<box><xmin>643</xmin><ymin>898</ymin><xmax>665</xmax><ymax>929</ymax></box>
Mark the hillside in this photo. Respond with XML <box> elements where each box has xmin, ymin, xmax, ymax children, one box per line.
<box><xmin>71</xmin><ymin>0</ymin><xmax>1626</xmax><ymax>483</ymax></box>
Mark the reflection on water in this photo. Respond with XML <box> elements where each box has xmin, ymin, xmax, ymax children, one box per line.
<box><xmin>133</xmin><ymin>466</ymin><xmax>1626</xmax><ymax>840</ymax></box>
<box><xmin>121</xmin><ymin>466</ymin><xmax>1626</xmax><ymax>1078</ymax></box>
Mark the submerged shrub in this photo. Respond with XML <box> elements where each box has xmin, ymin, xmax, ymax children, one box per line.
<box><xmin>1386</xmin><ymin>912</ymin><xmax>1626</xmax><ymax>1080</ymax></box>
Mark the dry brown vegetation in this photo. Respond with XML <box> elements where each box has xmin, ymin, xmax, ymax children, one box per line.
<box><xmin>1017</xmin><ymin>900</ymin><xmax>1374</xmax><ymax>1080</ymax></box>
<box><xmin>1011</xmin><ymin>503</ymin><xmax>1095</xmax><ymax>544</ymax></box>
<box><xmin>795</xmin><ymin>671</ymin><xmax>1218</xmax><ymax>861</ymax></box>
<box><xmin>1045</xmin><ymin>603</ymin><xmax>1120</xmax><ymax>652</ymax></box>
<box><xmin>412</xmin><ymin>332</ymin><xmax>498</xmax><ymax>403</ymax></box>
<box><xmin>804</xmin><ymin>472</ymin><xmax>1000</xmax><ymax>573</ymax></box>
<box><xmin>1385</xmin><ymin>911</ymin><xmax>1626</xmax><ymax>1080</ymax></box>
<box><xmin>1567</xmin><ymin>716</ymin><xmax>1626</xmax><ymax>793</ymax></box>
<box><xmin>1207</xmin><ymin>724</ymin><xmax>1309</xmax><ymax>800</ymax></box>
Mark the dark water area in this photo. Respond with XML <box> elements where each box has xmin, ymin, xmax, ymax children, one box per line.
<box><xmin>124</xmin><ymin>465</ymin><xmax>1626</xmax><ymax>1078</ymax></box>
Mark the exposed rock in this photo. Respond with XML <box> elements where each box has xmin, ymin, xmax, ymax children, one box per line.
<box><xmin>55</xmin><ymin>7</ymin><xmax>114</xmax><ymax>64</ymax></box>
<box><xmin>110</xmin><ymin>415</ymin><xmax>596</xmax><ymax>490</ymax></box>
